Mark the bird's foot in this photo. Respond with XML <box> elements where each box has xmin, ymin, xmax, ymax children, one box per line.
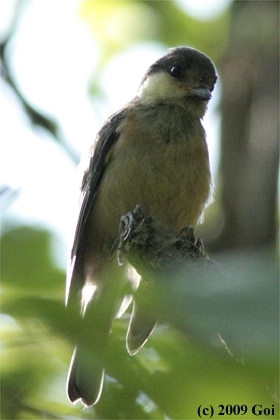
<box><xmin>114</xmin><ymin>205</ymin><xmax>144</xmax><ymax>265</ymax></box>
<box><xmin>180</xmin><ymin>226</ymin><xmax>204</xmax><ymax>253</ymax></box>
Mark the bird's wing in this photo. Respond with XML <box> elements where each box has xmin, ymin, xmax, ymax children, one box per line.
<box><xmin>66</xmin><ymin>108</ymin><xmax>127</xmax><ymax>305</ymax></box>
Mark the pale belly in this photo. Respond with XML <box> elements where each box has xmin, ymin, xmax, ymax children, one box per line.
<box><xmin>91</xmin><ymin>130</ymin><xmax>211</xmax><ymax>251</ymax></box>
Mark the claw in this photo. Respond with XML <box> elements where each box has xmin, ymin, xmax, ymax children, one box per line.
<box><xmin>195</xmin><ymin>237</ymin><xmax>204</xmax><ymax>253</ymax></box>
<box><xmin>180</xmin><ymin>226</ymin><xmax>195</xmax><ymax>243</ymax></box>
<box><xmin>117</xmin><ymin>248</ymin><xmax>126</xmax><ymax>266</ymax></box>
<box><xmin>114</xmin><ymin>205</ymin><xmax>144</xmax><ymax>265</ymax></box>
<box><xmin>120</xmin><ymin>212</ymin><xmax>134</xmax><ymax>242</ymax></box>
<box><xmin>133</xmin><ymin>204</ymin><xmax>144</xmax><ymax>220</ymax></box>
<box><xmin>180</xmin><ymin>226</ymin><xmax>204</xmax><ymax>254</ymax></box>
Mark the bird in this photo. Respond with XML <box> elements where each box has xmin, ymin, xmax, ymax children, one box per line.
<box><xmin>66</xmin><ymin>46</ymin><xmax>217</xmax><ymax>407</ymax></box>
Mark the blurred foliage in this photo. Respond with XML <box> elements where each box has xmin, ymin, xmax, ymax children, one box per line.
<box><xmin>80</xmin><ymin>0</ymin><xmax>230</xmax><ymax>60</ymax></box>
<box><xmin>1</xmin><ymin>0</ymin><xmax>279</xmax><ymax>419</ymax></box>
<box><xmin>2</xmin><ymin>226</ymin><xmax>64</xmax><ymax>298</ymax></box>
<box><xmin>1</xmin><ymin>226</ymin><xmax>278</xmax><ymax>418</ymax></box>
<box><xmin>80</xmin><ymin>0</ymin><xmax>230</xmax><ymax>99</ymax></box>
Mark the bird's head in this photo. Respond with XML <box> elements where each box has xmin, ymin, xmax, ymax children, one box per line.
<box><xmin>137</xmin><ymin>47</ymin><xmax>217</xmax><ymax>117</ymax></box>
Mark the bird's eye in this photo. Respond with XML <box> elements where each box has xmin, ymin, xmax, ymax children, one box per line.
<box><xmin>169</xmin><ymin>65</ymin><xmax>183</xmax><ymax>78</ymax></box>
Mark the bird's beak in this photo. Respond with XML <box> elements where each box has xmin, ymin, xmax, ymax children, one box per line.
<box><xmin>187</xmin><ymin>87</ymin><xmax>212</xmax><ymax>101</ymax></box>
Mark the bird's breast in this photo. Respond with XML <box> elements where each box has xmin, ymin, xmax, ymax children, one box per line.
<box><xmin>91</xmin><ymin>106</ymin><xmax>211</xmax><ymax>252</ymax></box>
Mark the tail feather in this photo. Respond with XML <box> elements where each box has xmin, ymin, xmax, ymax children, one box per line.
<box><xmin>67</xmin><ymin>273</ymin><xmax>125</xmax><ymax>406</ymax></box>
<box><xmin>126</xmin><ymin>301</ymin><xmax>158</xmax><ymax>355</ymax></box>
<box><xmin>67</xmin><ymin>346</ymin><xmax>105</xmax><ymax>407</ymax></box>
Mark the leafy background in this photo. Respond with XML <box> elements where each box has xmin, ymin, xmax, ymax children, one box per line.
<box><xmin>1</xmin><ymin>0</ymin><xmax>279</xmax><ymax>419</ymax></box>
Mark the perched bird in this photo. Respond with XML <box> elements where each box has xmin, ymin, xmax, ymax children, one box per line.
<box><xmin>66</xmin><ymin>46</ymin><xmax>217</xmax><ymax>407</ymax></box>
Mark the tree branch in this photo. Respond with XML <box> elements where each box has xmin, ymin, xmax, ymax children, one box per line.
<box><xmin>0</xmin><ymin>0</ymin><xmax>79</xmax><ymax>164</ymax></box>
<box><xmin>116</xmin><ymin>205</ymin><xmax>278</xmax><ymax>362</ymax></box>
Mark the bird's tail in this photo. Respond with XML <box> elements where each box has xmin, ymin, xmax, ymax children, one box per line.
<box><xmin>126</xmin><ymin>300</ymin><xmax>158</xmax><ymax>355</ymax></box>
<box><xmin>67</xmin><ymin>345</ymin><xmax>105</xmax><ymax>407</ymax></box>
<box><xmin>126</xmin><ymin>275</ymin><xmax>159</xmax><ymax>355</ymax></box>
<box><xmin>66</xmin><ymin>282</ymin><xmax>117</xmax><ymax>407</ymax></box>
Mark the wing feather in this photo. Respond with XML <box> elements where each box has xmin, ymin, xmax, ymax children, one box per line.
<box><xmin>66</xmin><ymin>108</ymin><xmax>127</xmax><ymax>304</ymax></box>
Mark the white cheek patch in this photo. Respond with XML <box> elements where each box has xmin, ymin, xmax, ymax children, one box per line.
<box><xmin>138</xmin><ymin>72</ymin><xmax>183</xmax><ymax>105</ymax></box>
